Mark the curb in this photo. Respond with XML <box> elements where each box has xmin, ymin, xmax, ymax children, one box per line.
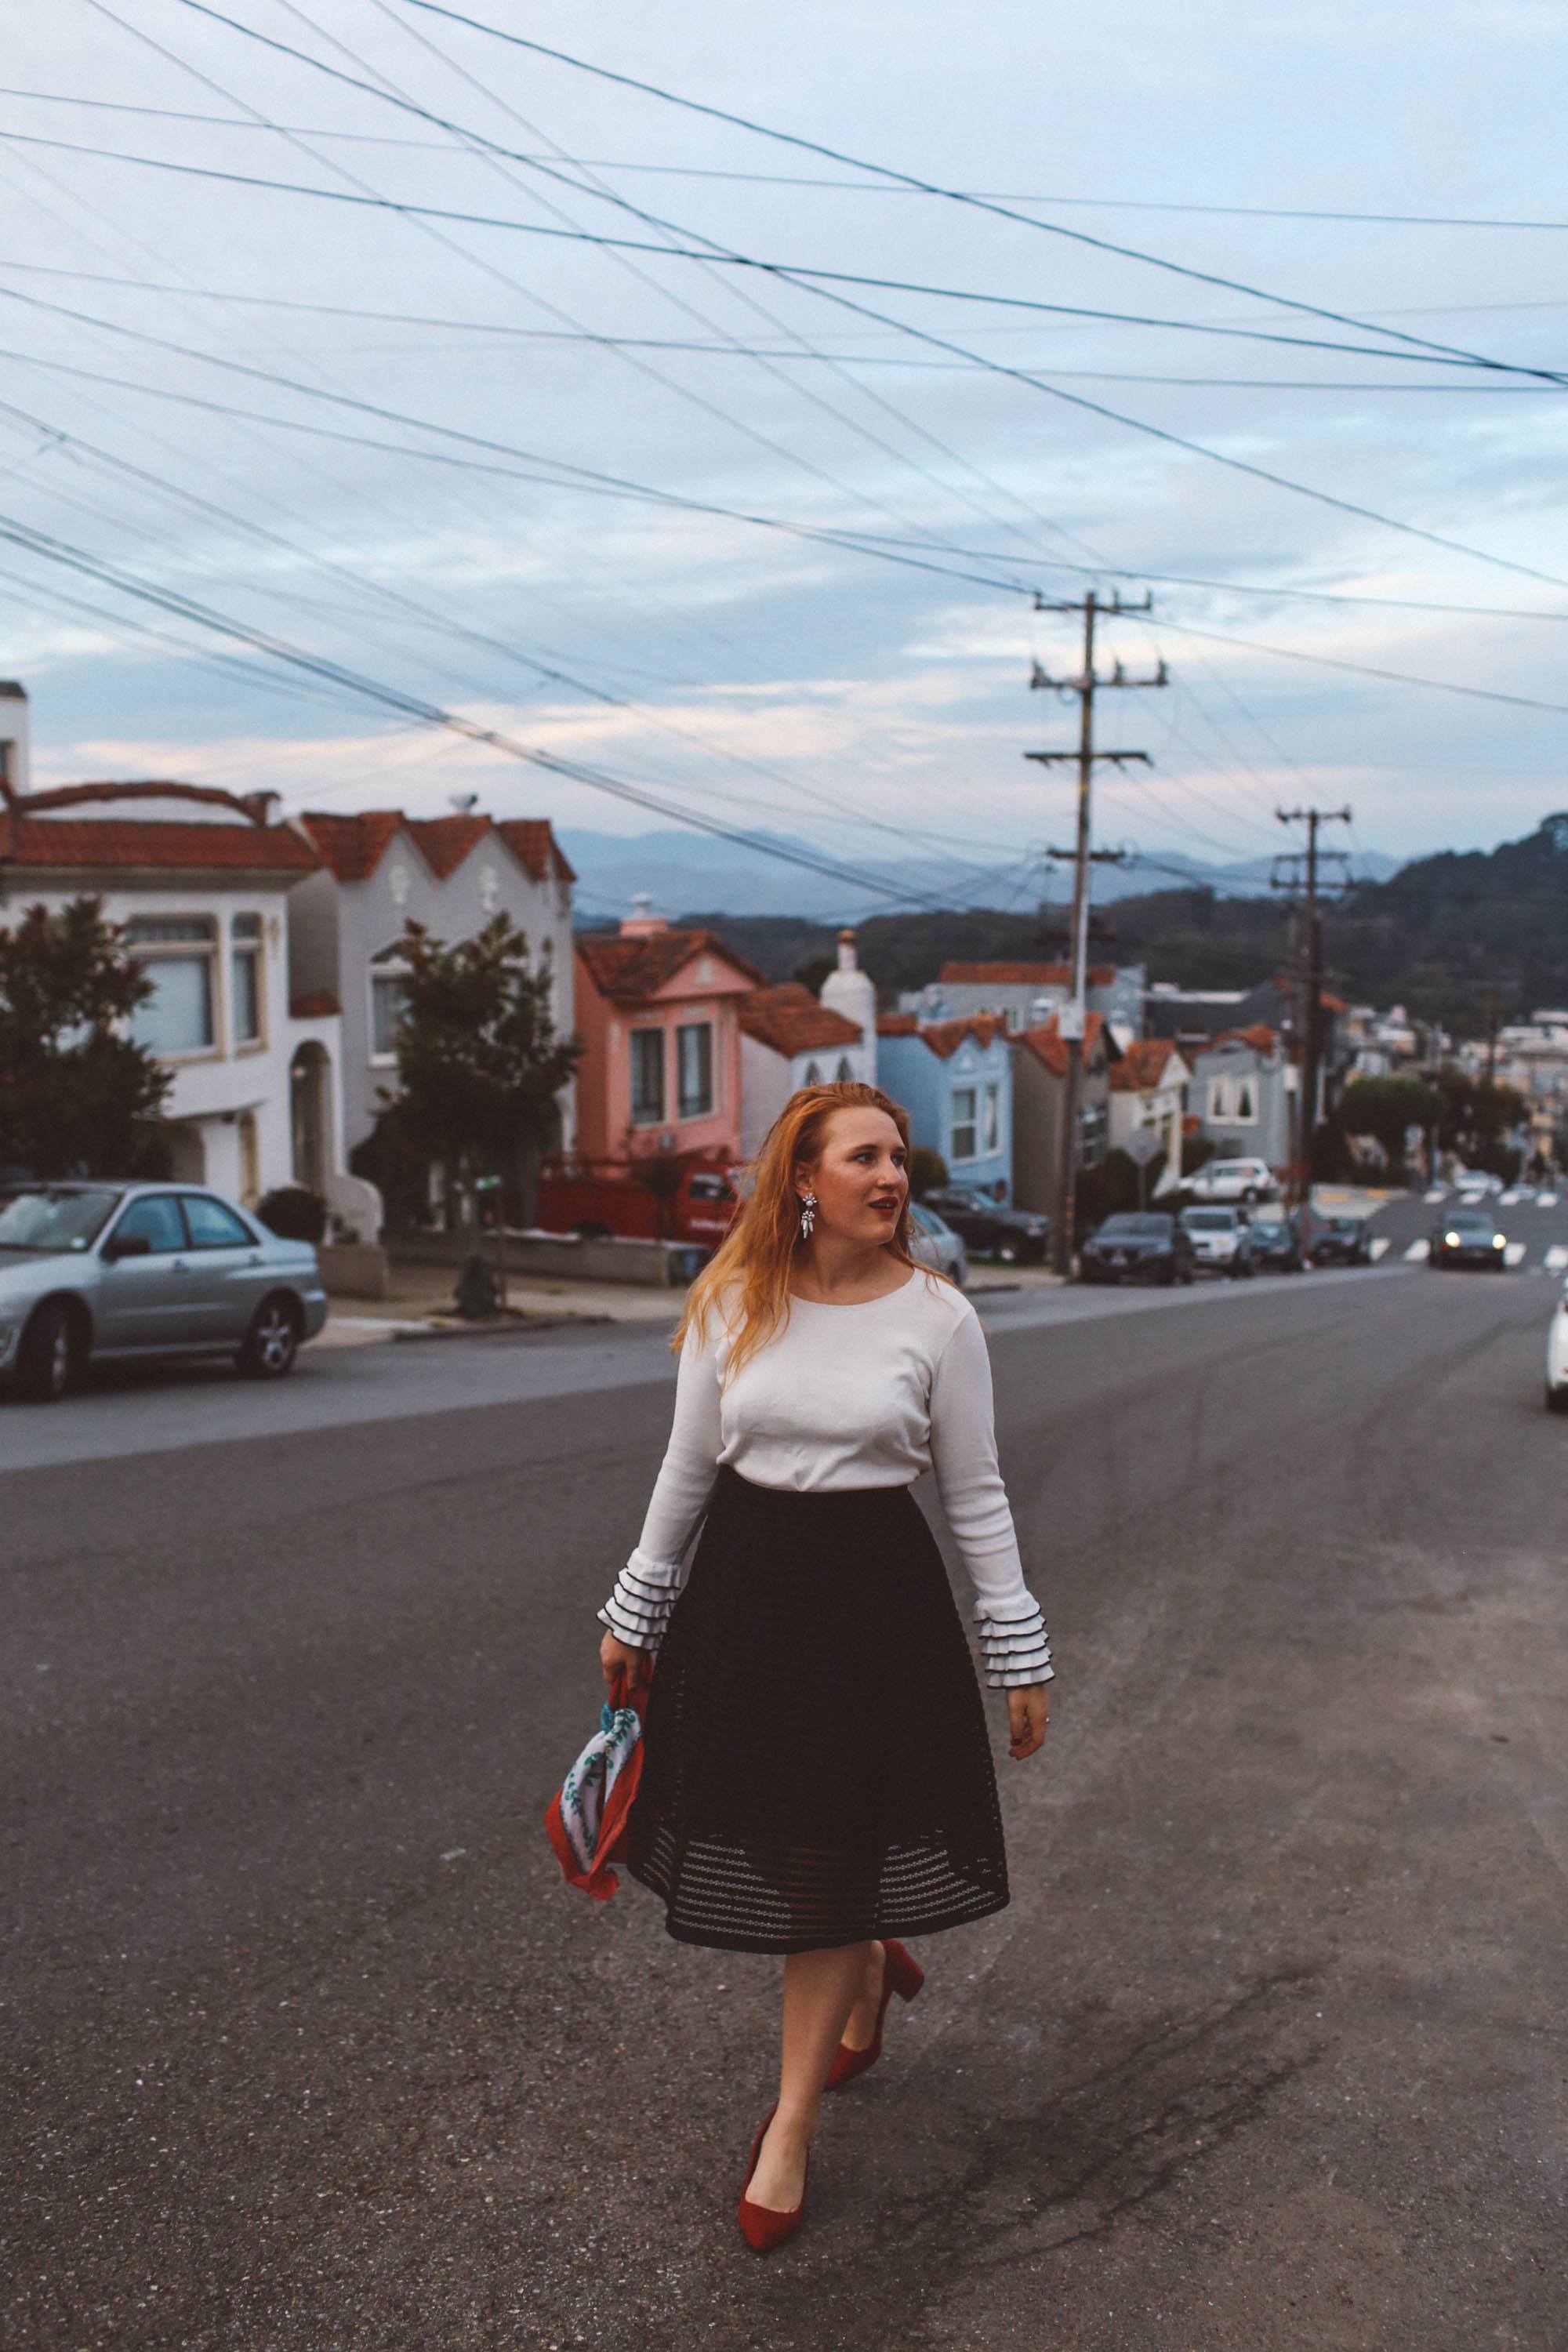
<box><xmin>392</xmin><ymin>1312</ymin><xmax>615</xmax><ymax>1343</ymax></box>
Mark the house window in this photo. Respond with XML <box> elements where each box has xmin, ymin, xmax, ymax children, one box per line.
<box><xmin>630</xmin><ymin>1027</ymin><xmax>666</xmax><ymax>1124</ymax></box>
<box><xmin>677</xmin><ymin>1022</ymin><xmax>713</xmax><ymax>1119</ymax></box>
<box><xmin>982</xmin><ymin>1080</ymin><xmax>1000</xmax><ymax>1154</ymax></box>
<box><xmin>370</xmin><ymin>963</ymin><xmax>410</xmax><ymax>1060</ymax></box>
<box><xmin>1232</xmin><ymin>1076</ymin><xmax>1257</xmax><ymax>1123</ymax></box>
<box><xmin>231</xmin><ymin>913</ymin><xmax>262</xmax><ymax>1044</ymax></box>
<box><xmin>125</xmin><ymin>916</ymin><xmax>216</xmax><ymax>1054</ymax></box>
<box><xmin>1207</xmin><ymin>1075</ymin><xmax>1233</xmax><ymax>1123</ymax></box>
<box><xmin>951</xmin><ymin>1084</ymin><xmax>978</xmax><ymax>1162</ymax></box>
<box><xmin>835</xmin><ymin>1056</ymin><xmax>853</xmax><ymax>1081</ymax></box>
<box><xmin>804</xmin><ymin>1059</ymin><xmax>822</xmax><ymax>1085</ymax></box>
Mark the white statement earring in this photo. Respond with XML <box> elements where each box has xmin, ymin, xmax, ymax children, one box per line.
<box><xmin>798</xmin><ymin>1191</ymin><xmax>818</xmax><ymax>1242</ymax></box>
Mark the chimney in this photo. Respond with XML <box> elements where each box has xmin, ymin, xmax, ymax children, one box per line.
<box><xmin>619</xmin><ymin>891</ymin><xmax>670</xmax><ymax>938</ymax></box>
<box><xmin>0</xmin><ymin>683</ymin><xmax>29</xmax><ymax>805</ymax></box>
<box><xmin>819</xmin><ymin>924</ymin><xmax>877</xmax><ymax>1055</ymax></box>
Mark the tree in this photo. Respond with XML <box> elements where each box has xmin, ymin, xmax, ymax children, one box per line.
<box><xmin>368</xmin><ymin>916</ymin><xmax>582</xmax><ymax>1230</ymax></box>
<box><xmin>0</xmin><ymin>897</ymin><xmax>170</xmax><ymax>1178</ymax></box>
<box><xmin>1434</xmin><ymin>1064</ymin><xmax>1526</xmax><ymax>1181</ymax></box>
<box><xmin>1330</xmin><ymin>1075</ymin><xmax>1441</xmax><ymax>1178</ymax></box>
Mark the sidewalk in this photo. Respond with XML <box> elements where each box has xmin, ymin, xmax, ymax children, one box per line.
<box><xmin>315</xmin><ymin>1258</ymin><xmax>1062</xmax><ymax>1347</ymax></box>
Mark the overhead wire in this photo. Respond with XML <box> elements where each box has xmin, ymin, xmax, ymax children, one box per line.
<box><xmin>388</xmin><ymin>0</ymin><xmax>1568</xmax><ymax>383</ymax></box>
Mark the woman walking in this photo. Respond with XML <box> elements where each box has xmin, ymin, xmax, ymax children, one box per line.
<box><xmin>597</xmin><ymin>1080</ymin><xmax>1053</xmax><ymax>2249</ymax></box>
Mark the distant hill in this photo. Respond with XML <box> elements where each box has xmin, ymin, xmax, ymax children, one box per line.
<box><xmin>568</xmin><ymin>817</ymin><xmax>1568</xmax><ymax>1033</ymax></box>
<box><xmin>556</xmin><ymin>824</ymin><xmax>1396</xmax><ymax>924</ymax></box>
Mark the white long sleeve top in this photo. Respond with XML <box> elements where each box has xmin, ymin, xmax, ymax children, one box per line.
<box><xmin>597</xmin><ymin>1267</ymin><xmax>1054</xmax><ymax>1689</ymax></box>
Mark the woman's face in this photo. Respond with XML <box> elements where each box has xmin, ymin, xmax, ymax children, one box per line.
<box><xmin>797</xmin><ymin>1106</ymin><xmax>909</xmax><ymax>1246</ymax></box>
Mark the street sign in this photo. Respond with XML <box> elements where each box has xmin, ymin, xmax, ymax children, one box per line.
<box><xmin>1124</xmin><ymin>1127</ymin><xmax>1163</xmax><ymax>1167</ymax></box>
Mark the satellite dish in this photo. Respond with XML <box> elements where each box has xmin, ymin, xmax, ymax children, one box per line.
<box><xmin>448</xmin><ymin>791</ymin><xmax>481</xmax><ymax>813</ymax></box>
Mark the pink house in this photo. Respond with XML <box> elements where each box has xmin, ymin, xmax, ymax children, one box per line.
<box><xmin>573</xmin><ymin>902</ymin><xmax>764</xmax><ymax>1163</ymax></box>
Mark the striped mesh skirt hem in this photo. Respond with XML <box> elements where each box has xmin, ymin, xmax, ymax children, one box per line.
<box><xmin>623</xmin><ymin>1465</ymin><xmax>1011</xmax><ymax>1955</ymax></box>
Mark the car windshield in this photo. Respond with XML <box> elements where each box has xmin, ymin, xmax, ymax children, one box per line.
<box><xmin>1448</xmin><ymin>1211</ymin><xmax>1494</xmax><ymax>1230</ymax></box>
<box><xmin>1250</xmin><ymin>1219</ymin><xmax>1290</xmax><ymax>1237</ymax></box>
<box><xmin>1097</xmin><ymin>1215</ymin><xmax>1170</xmax><ymax>1238</ymax></box>
<box><xmin>1184</xmin><ymin>1210</ymin><xmax>1235</xmax><ymax>1231</ymax></box>
<box><xmin>0</xmin><ymin>1187</ymin><xmax>120</xmax><ymax>1251</ymax></box>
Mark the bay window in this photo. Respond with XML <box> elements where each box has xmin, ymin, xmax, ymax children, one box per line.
<box><xmin>231</xmin><ymin>913</ymin><xmax>263</xmax><ymax>1045</ymax></box>
<box><xmin>677</xmin><ymin>1022</ymin><xmax>713</xmax><ymax>1119</ymax></box>
<box><xmin>630</xmin><ymin>1027</ymin><xmax>666</xmax><ymax>1124</ymax></box>
<box><xmin>125</xmin><ymin>916</ymin><xmax>216</xmax><ymax>1054</ymax></box>
<box><xmin>951</xmin><ymin>1084</ymin><xmax>978</xmax><ymax>1162</ymax></box>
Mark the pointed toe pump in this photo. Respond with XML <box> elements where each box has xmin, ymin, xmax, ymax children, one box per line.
<box><xmin>737</xmin><ymin>2107</ymin><xmax>808</xmax><ymax>2252</ymax></box>
<box><xmin>825</xmin><ymin>1938</ymin><xmax>924</xmax><ymax>2091</ymax></box>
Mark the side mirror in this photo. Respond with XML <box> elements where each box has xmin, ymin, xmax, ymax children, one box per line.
<box><xmin>103</xmin><ymin>1232</ymin><xmax>151</xmax><ymax>1261</ymax></box>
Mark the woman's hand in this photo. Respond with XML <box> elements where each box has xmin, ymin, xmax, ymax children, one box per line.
<box><xmin>1006</xmin><ymin>1683</ymin><xmax>1050</xmax><ymax>1761</ymax></box>
<box><xmin>600</xmin><ymin>1628</ymin><xmax>653</xmax><ymax>1695</ymax></box>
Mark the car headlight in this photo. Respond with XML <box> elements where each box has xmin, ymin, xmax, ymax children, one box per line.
<box><xmin>1493</xmin><ymin>1234</ymin><xmax>1506</xmax><ymax>1248</ymax></box>
<box><xmin>1444</xmin><ymin>1232</ymin><xmax>1461</xmax><ymax>1246</ymax></box>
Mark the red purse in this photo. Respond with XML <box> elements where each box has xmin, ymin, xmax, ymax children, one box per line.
<box><xmin>544</xmin><ymin>1667</ymin><xmax>646</xmax><ymax>1901</ymax></box>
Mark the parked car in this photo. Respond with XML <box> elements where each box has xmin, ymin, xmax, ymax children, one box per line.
<box><xmin>1178</xmin><ymin>1205</ymin><xmax>1256</xmax><ymax>1277</ymax></box>
<box><xmin>1544</xmin><ymin>1286</ymin><xmax>1568</xmax><ymax>1411</ymax></box>
<box><xmin>921</xmin><ymin>1186</ymin><xmax>1051</xmax><ymax>1264</ymax></box>
<box><xmin>1245</xmin><ymin>1209</ymin><xmax>1305</xmax><ymax>1272</ymax></box>
<box><xmin>1185</xmin><ymin>1156</ymin><xmax>1279</xmax><ymax>1204</ymax></box>
<box><xmin>1079</xmin><ymin>1211</ymin><xmax>1194</xmax><ymax>1287</ymax></box>
<box><xmin>0</xmin><ymin>1181</ymin><xmax>328</xmax><ymax>1403</ymax></box>
<box><xmin>535</xmin><ymin>1156</ymin><xmax>741</xmax><ymax>1247</ymax></box>
<box><xmin>1308</xmin><ymin>1214</ymin><xmax>1373</xmax><ymax>1268</ymax></box>
<box><xmin>1452</xmin><ymin>1169</ymin><xmax>1504</xmax><ymax>1199</ymax></box>
<box><xmin>907</xmin><ymin>1200</ymin><xmax>968</xmax><ymax>1287</ymax></box>
<box><xmin>1428</xmin><ymin>1206</ymin><xmax>1508</xmax><ymax>1270</ymax></box>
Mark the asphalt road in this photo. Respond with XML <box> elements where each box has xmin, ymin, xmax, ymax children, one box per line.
<box><xmin>4</xmin><ymin>1229</ymin><xmax>1565</xmax><ymax>2350</ymax></box>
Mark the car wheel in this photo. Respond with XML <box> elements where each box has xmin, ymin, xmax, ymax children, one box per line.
<box><xmin>16</xmin><ymin>1298</ymin><xmax>82</xmax><ymax>1403</ymax></box>
<box><xmin>238</xmin><ymin>1294</ymin><xmax>301</xmax><ymax>1380</ymax></box>
<box><xmin>1243</xmin><ymin>1186</ymin><xmax>1259</xmax><ymax>1203</ymax></box>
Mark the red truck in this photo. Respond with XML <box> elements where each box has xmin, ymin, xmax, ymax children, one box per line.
<box><xmin>534</xmin><ymin>1155</ymin><xmax>742</xmax><ymax>1248</ymax></box>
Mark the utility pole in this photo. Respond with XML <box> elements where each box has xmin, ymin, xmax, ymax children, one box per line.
<box><xmin>1272</xmin><ymin>805</ymin><xmax>1352</xmax><ymax>1208</ymax></box>
<box><xmin>1028</xmin><ymin>590</ymin><xmax>1169</xmax><ymax>1272</ymax></box>
<box><xmin>1483</xmin><ymin>983</ymin><xmax>1500</xmax><ymax>1089</ymax></box>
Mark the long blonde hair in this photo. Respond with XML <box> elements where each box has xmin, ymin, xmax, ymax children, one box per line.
<box><xmin>675</xmin><ymin>1080</ymin><xmax>942</xmax><ymax>1379</ymax></box>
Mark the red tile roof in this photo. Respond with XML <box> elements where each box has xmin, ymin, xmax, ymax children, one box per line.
<box><xmin>736</xmin><ymin>983</ymin><xmax>863</xmax><ymax>1058</ymax></box>
<box><xmin>405</xmin><ymin>814</ymin><xmax>489</xmax><ymax>878</ymax></box>
<box><xmin>295</xmin><ymin>810</ymin><xmax>405</xmax><ymax>881</ymax></box>
<box><xmin>877</xmin><ymin>1013</ymin><xmax>1010</xmax><ymax>1057</ymax></box>
<box><xmin>0</xmin><ymin>804</ymin><xmax>318</xmax><ymax>874</ymax></box>
<box><xmin>290</xmin><ymin>989</ymin><xmax>342</xmax><ymax>1019</ymax></box>
<box><xmin>296</xmin><ymin>808</ymin><xmax>575</xmax><ymax>887</ymax></box>
<box><xmin>1014</xmin><ymin>1010</ymin><xmax>1115</xmax><ymax>1079</ymax></box>
<box><xmin>938</xmin><ymin>959</ymin><xmax>1116</xmax><ymax>989</ymax></box>
<box><xmin>1109</xmin><ymin>1037</ymin><xmax>1182</xmax><ymax>1091</ymax></box>
<box><xmin>496</xmin><ymin>818</ymin><xmax>575</xmax><ymax>885</ymax></box>
<box><xmin>576</xmin><ymin>927</ymin><xmax>765</xmax><ymax>1004</ymax></box>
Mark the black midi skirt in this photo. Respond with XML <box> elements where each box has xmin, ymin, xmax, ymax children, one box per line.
<box><xmin>624</xmin><ymin>1465</ymin><xmax>1011</xmax><ymax>1954</ymax></box>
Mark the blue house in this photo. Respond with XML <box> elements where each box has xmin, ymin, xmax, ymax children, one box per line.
<box><xmin>876</xmin><ymin>1014</ymin><xmax>1014</xmax><ymax>1200</ymax></box>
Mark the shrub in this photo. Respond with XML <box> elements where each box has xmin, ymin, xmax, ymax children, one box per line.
<box><xmin>256</xmin><ymin>1185</ymin><xmax>327</xmax><ymax>1243</ymax></box>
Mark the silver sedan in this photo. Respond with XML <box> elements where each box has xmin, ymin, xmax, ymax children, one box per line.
<box><xmin>0</xmin><ymin>1181</ymin><xmax>328</xmax><ymax>1403</ymax></box>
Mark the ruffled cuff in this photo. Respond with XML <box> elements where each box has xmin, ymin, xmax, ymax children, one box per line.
<box><xmin>597</xmin><ymin>1559</ymin><xmax>682</xmax><ymax>1652</ymax></box>
<box><xmin>975</xmin><ymin>1602</ymin><xmax>1054</xmax><ymax>1690</ymax></box>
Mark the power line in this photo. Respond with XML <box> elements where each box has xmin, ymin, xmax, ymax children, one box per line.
<box><xmin>0</xmin><ymin>125</ymin><xmax>1534</xmax><ymax>378</ymax></box>
<box><xmin>390</xmin><ymin>0</ymin><xmax>1568</xmax><ymax>382</ymax></box>
<box><xmin>7</xmin><ymin>86</ymin><xmax>1568</xmax><ymax>233</ymax></box>
<box><xmin>0</xmin><ymin>508</ymin><xmax>1036</xmax><ymax>917</ymax></box>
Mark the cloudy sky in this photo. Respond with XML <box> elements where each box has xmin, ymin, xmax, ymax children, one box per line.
<box><xmin>2</xmin><ymin>0</ymin><xmax>1566</xmax><ymax>918</ymax></box>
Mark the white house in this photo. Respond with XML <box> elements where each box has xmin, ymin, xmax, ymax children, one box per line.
<box><xmin>736</xmin><ymin>983</ymin><xmax>869</xmax><ymax>1160</ymax></box>
<box><xmin>0</xmin><ymin>767</ymin><xmax>371</xmax><ymax>1229</ymax></box>
<box><xmin>1108</xmin><ymin>1038</ymin><xmax>1192</xmax><ymax>1197</ymax></box>
<box><xmin>289</xmin><ymin>808</ymin><xmax>577</xmax><ymax>1159</ymax></box>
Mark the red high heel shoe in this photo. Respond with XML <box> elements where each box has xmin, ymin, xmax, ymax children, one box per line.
<box><xmin>824</xmin><ymin>1939</ymin><xmax>924</xmax><ymax>2090</ymax></box>
<box><xmin>737</xmin><ymin>2105</ymin><xmax>808</xmax><ymax>2252</ymax></box>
